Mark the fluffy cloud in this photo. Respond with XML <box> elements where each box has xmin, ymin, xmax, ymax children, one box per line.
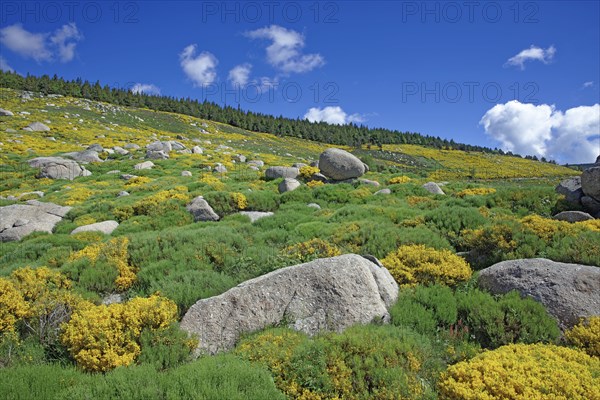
<box><xmin>0</xmin><ymin>23</ymin><xmax>82</xmax><ymax>63</ymax></box>
<box><xmin>582</xmin><ymin>81</ymin><xmax>594</xmax><ymax>89</ymax></box>
<box><xmin>180</xmin><ymin>44</ymin><xmax>218</xmax><ymax>87</ymax></box>
<box><xmin>304</xmin><ymin>106</ymin><xmax>364</xmax><ymax>125</ymax></box>
<box><xmin>131</xmin><ymin>83</ymin><xmax>161</xmax><ymax>95</ymax></box>
<box><xmin>505</xmin><ymin>45</ymin><xmax>556</xmax><ymax>70</ymax></box>
<box><xmin>49</xmin><ymin>23</ymin><xmax>82</xmax><ymax>62</ymax></box>
<box><xmin>245</xmin><ymin>25</ymin><xmax>324</xmax><ymax>74</ymax></box>
<box><xmin>0</xmin><ymin>56</ymin><xmax>14</xmax><ymax>72</ymax></box>
<box><xmin>480</xmin><ymin>100</ymin><xmax>600</xmax><ymax>164</ymax></box>
<box><xmin>228</xmin><ymin>63</ymin><xmax>252</xmax><ymax>87</ymax></box>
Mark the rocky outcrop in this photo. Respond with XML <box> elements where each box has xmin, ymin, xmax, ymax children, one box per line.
<box><xmin>265</xmin><ymin>166</ymin><xmax>299</xmax><ymax>180</ymax></box>
<box><xmin>186</xmin><ymin>196</ymin><xmax>220</xmax><ymax>222</ymax></box>
<box><xmin>71</xmin><ymin>220</ymin><xmax>119</xmax><ymax>235</ymax></box>
<box><xmin>318</xmin><ymin>148</ymin><xmax>366</xmax><ymax>181</ymax></box>
<box><xmin>0</xmin><ymin>200</ymin><xmax>71</xmax><ymax>242</ymax></box>
<box><xmin>478</xmin><ymin>258</ymin><xmax>600</xmax><ymax>329</ymax></box>
<box><xmin>28</xmin><ymin>157</ymin><xmax>91</xmax><ymax>180</ymax></box>
<box><xmin>422</xmin><ymin>182</ymin><xmax>445</xmax><ymax>195</ymax></box>
<box><xmin>134</xmin><ymin>161</ymin><xmax>154</xmax><ymax>170</ymax></box>
<box><xmin>181</xmin><ymin>254</ymin><xmax>398</xmax><ymax>355</ymax></box>
<box><xmin>64</xmin><ymin>150</ymin><xmax>104</xmax><ymax>163</ymax></box>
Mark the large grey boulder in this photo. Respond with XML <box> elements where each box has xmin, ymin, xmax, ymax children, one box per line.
<box><xmin>71</xmin><ymin>220</ymin><xmax>119</xmax><ymax>235</ymax></box>
<box><xmin>169</xmin><ymin>141</ymin><xmax>186</xmax><ymax>151</ymax></box>
<box><xmin>28</xmin><ymin>157</ymin><xmax>90</xmax><ymax>180</ymax></box>
<box><xmin>0</xmin><ymin>200</ymin><xmax>71</xmax><ymax>242</ymax></box>
<box><xmin>113</xmin><ymin>146</ymin><xmax>129</xmax><ymax>156</ymax></box>
<box><xmin>186</xmin><ymin>196</ymin><xmax>220</xmax><ymax>222</ymax></box>
<box><xmin>192</xmin><ymin>146</ymin><xmax>203</xmax><ymax>154</ymax></box>
<box><xmin>555</xmin><ymin>177</ymin><xmax>583</xmax><ymax>204</ymax></box>
<box><xmin>581</xmin><ymin>196</ymin><xmax>600</xmax><ymax>217</ymax></box>
<box><xmin>181</xmin><ymin>254</ymin><xmax>398</xmax><ymax>355</ymax></box>
<box><xmin>422</xmin><ymin>182</ymin><xmax>445</xmax><ymax>195</ymax></box>
<box><xmin>25</xmin><ymin>122</ymin><xmax>50</xmax><ymax>131</ymax></box>
<box><xmin>147</xmin><ymin>141</ymin><xmax>172</xmax><ymax>152</ymax></box>
<box><xmin>214</xmin><ymin>164</ymin><xmax>227</xmax><ymax>173</ymax></box>
<box><xmin>87</xmin><ymin>144</ymin><xmax>104</xmax><ymax>152</ymax></box>
<box><xmin>124</xmin><ymin>143</ymin><xmax>140</xmax><ymax>150</ymax></box>
<box><xmin>478</xmin><ymin>258</ymin><xmax>600</xmax><ymax>329</ymax></box>
<box><xmin>248</xmin><ymin>160</ymin><xmax>264</xmax><ymax>168</ymax></box>
<box><xmin>318</xmin><ymin>148</ymin><xmax>366</xmax><ymax>181</ymax></box>
<box><xmin>278</xmin><ymin>178</ymin><xmax>301</xmax><ymax>193</ymax></box>
<box><xmin>238</xmin><ymin>211</ymin><xmax>274</xmax><ymax>223</ymax></box>
<box><xmin>64</xmin><ymin>150</ymin><xmax>104</xmax><ymax>163</ymax></box>
<box><xmin>265</xmin><ymin>166</ymin><xmax>299</xmax><ymax>180</ymax></box>
<box><xmin>581</xmin><ymin>166</ymin><xmax>600</xmax><ymax>201</ymax></box>
<box><xmin>552</xmin><ymin>211</ymin><xmax>594</xmax><ymax>223</ymax></box>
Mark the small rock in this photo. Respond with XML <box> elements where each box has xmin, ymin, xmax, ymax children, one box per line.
<box><xmin>113</xmin><ymin>146</ymin><xmax>129</xmax><ymax>155</ymax></box>
<box><xmin>192</xmin><ymin>146</ymin><xmax>203</xmax><ymax>154</ymax></box>
<box><xmin>278</xmin><ymin>178</ymin><xmax>301</xmax><ymax>193</ymax></box>
<box><xmin>181</xmin><ymin>171</ymin><xmax>192</xmax><ymax>177</ymax></box>
<box><xmin>87</xmin><ymin>143</ymin><xmax>104</xmax><ymax>152</ymax></box>
<box><xmin>422</xmin><ymin>182</ymin><xmax>445</xmax><ymax>195</ymax></box>
<box><xmin>359</xmin><ymin>179</ymin><xmax>380</xmax><ymax>187</ymax></box>
<box><xmin>186</xmin><ymin>196</ymin><xmax>220</xmax><ymax>222</ymax></box>
<box><xmin>25</xmin><ymin>122</ymin><xmax>50</xmax><ymax>131</ymax></box>
<box><xmin>71</xmin><ymin>220</ymin><xmax>119</xmax><ymax>235</ymax></box>
<box><xmin>120</xmin><ymin>174</ymin><xmax>137</xmax><ymax>180</ymax></box>
<box><xmin>307</xmin><ymin>203</ymin><xmax>321</xmax><ymax>210</ymax></box>
<box><xmin>374</xmin><ymin>188</ymin><xmax>391</xmax><ymax>195</ymax></box>
<box><xmin>265</xmin><ymin>166</ymin><xmax>299</xmax><ymax>180</ymax></box>
<box><xmin>552</xmin><ymin>211</ymin><xmax>594</xmax><ymax>223</ymax></box>
<box><xmin>214</xmin><ymin>164</ymin><xmax>227</xmax><ymax>173</ymax></box>
<box><xmin>0</xmin><ymin>108</ymin><xmax>14</xmax><ymax>116</ymax></box>
<box><xmin>238</xmin><ymin>211</ymin><xmax>274</xmax><ymax>222</ymax></box>
<box><xmin>134</xmin><ymin>161</ymin><xmax>154</xmax><ymax>170</ymax></box>
<box><xmin>117</xmin><ymin>191</ymin><xmax>130</xmax><ymax>197</ymax></box>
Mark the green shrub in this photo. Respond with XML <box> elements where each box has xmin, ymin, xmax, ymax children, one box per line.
<box><xmin>246</xmin><ymin>190</ymin><xmax>280</xmax><ymax>211</ymax></box>
<box><xmin>137</xmin><ymin>323</ymin><xmax>196</xmax><ymax>370</ymax></box>
<box><xmin>456</xmin><ymin>289</ymin><xmax>560</xmax><ymax>349</ymax></box>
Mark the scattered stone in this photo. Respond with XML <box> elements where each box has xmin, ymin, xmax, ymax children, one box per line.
<box><xmin>120</xmin><ymin>174</ymin><xmax>137</xmax><ymax>180</ymax></box>
<box><xmin>422</xmin><ymin>182</ymin><xmax>445</xmax><ymax>195</ymax></box>
<box><xmin>24</xmin><ymin>122</ymin><xmax>50</xmax><ymax>131</ymax></box>
<box><xmin>319</xmin><ymin>148</ymin><xmax>367</xmax><ymax>181</ymax></box>
<box><xmin>235</xmin><ymin>155</ymin><xmax>247</xmax><ymax>163</ymax></box>
<box><xmin>181</xmin><ymin>170</ymin><xmax>192</xmax><ymax>177</ymax></box>
<box><xmin>15</xmin><ymin>191</ymin><xmax>44</xmax><ymax>200</ymax></box>
<box><xmin>5</xmin><ymin>128</ymin><xmax>16</xmax><ymax>133</ymax></box>
<box><xmin>186</xmin><ymin>196</ymin><xmax>220</xmax><ymax>222</ymax></box>
<box><xmin>192</xmin><ymin>146</ymin><xmax>203</xmax><ymax>154</ymax></box>
<box><xmin>247</xmin><ymin>160</ymin><xmax>264</xmax><ymax>168</ymax></box>
<box><xmin>478</xmin><ymin>258</ymin><xmax>600</xmax><ymax>330</ymax></box>
<box><xmin>106</xmin><ymin>170</ymin><xmax>120</xmax><ymax>174</ymax></box>
<box><xmin>307</xmin><ymin>203</ymin><xmax>321</xmax><ymax>210</ymax></box>
<box><xmin>181</xmin><ymin>254</ymin><xmax>399</xmax><ymax>355</ymax></box>
<box><xmin>146</xmin><ymin>150</ymin><xmax>169</xmax><ymax>159</ymax></box>
<box><xmin>214</xmin><ymin>164</ymin><xmax>227</xmax><ymax>173</ymax></box>
<box><xmin>147</xmin><ymin>140</ymin><xmax>172</xmax><ymax>152</ymax></box>
<box><xmin>170</xmin><ymin>141</ymin><xmax>186</xmax><ymax>151</ymax></box>
<box><xmin>359</xmin><ymin>179</ymin><xmax>380</xmax><ymax>187</ymax></box>
<box><xmin>292</xmin><ymin>163</ymin><xmax>307</xmax><ymax>168</ymax></box>
<box><xmin>0</xmin><ymin>200</ymin><xmax>71</xmax><ymax>242</ymax></box>
<box><xmin>556</xmin><ymin>177</ymin><xmax>584</xmax><ymax>205</ymax></box>
<box><xmin>102</xmin><ymin>293</ymin><xmax>123</xmax><ymax>305</ymax></box>
<box><xmin>113</xmin><ymin>146</ymin><xmax>129</xmax><ymax>155</ymax></box>
<box><xmin>265</xmin><ymin>166</ymin><xmax>299</xmax><ymax>180</ymax></box>
<box><xmin>581</xmin><ymin>166</ymin><xmax>600</xmax><ymax>201</ymax></box>
<box><xmin>0</xmin><ymin>108</ymin><xmax>14</xmax><ymax>116</ymax></box>
<box><xmin>71</xmin><ymin>220</ymin><xmax>119</xmax><ymax>235</ymax></box>
<box><xmin>28</xmin><ymin>157</ymin><xmax>90</xmax><ymax>180</ymax></box>
<box><xmin>238</xmin><ymin>211</ymin><xmax>274</xmax><ymax>222</ymax></box>
<box><xmin>278</xmin><ymin>178</ymin><xmax>301</xmax><ymax>193</ymax></box>
<box><xmin>249</xmin><ymin>166</ymin><xmax>259</xmax><ymax>171</ymax></box>
<box><xmin>134</xmin><ymin>161</ymin><xmax>154</xmax><ymax>170</ymax></box>
<box><xmin>124</xmin><ymin>143</ymin><xmax>140</xmax><ymax>150</ymax></box>
<box><xmin>374</xmin><ymin>188</ymin><xmax>391</xmax><ymax>195</ymax></box>
<box><xmin>552</xmin><ymin>211</ymin><xmax>594</xmax><ymax>223</ymax></box>
<box><xmin>310</xmin><ymin>173</ymin><xmax>328</xmax><ymax>183</ymax></box>
<box><xmin>117</xmin><ymin>191</ymin><xmax>130</xmax><ymax>197</ymax></box>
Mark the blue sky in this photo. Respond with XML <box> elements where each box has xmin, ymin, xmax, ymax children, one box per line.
<box><xmin>1</xmin><ymin>1</ymin><xmax>599</xmax><ymax>163</ymax></box>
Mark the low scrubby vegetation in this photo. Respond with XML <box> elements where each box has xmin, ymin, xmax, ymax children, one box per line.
<box><xmin>0</xmin><ymin>88</ymin><xmax>597</xmax><ymax>398</ymax></box>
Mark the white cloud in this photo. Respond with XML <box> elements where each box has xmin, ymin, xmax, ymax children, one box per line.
<box><xmin>480</xmin><ymin>100</ymin><xmax>600</xmax><ymax>164</ymax></box>
<box><xmin>228</xmin><ymin>63</ymin><xmax>252</xmax><ymax>87</ymax></box>
<box><xmin>252</xmin><ymin>76</ymin><xmax>279</xmax><ymax>92</ymax></box>
<box><xmin>131</xmin><ymin>83</ymin><xmax>161</xmax><ymax>95</ymax></box>
<box><xmin>304</xmin><ymin>106</ymin><xmax>365</xmax><ymax>125</ymax></box>
<box><xmin>505</xmin><ymin>45</ymin><xmax>556</xmax><ymax>70</ymax></box>
<box><xmin>0</xmin><ymin>56</ymin><xmax>14</xmax><ymax>72</ymax></box>
<box><xmin>0</xmin><ymin>24</ymin><xmax>51</xmax><ymax>61</ymax></box>
<box><xmin>582</xmin><ymin>81</ymin><xmax>594</xmax><ymax>89</ymax></box>
<box><xmin>50</xmin><ymin>23</ymin><xmax>82</xmax><ymax>62</ymax></box>
<box><xmin>179</xmin><ymin>44</ymin><xmax>218</xmax><ymax>87</ymax></box>
<box><xmin>245</xmin><ymin>25</ymin><xmax>324</xmax><ymax>74</ymax></box>
<box><xmin>0</xmin><ymin>23</ymin><xmax>82</xmax><ymax>63</ymax></box>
